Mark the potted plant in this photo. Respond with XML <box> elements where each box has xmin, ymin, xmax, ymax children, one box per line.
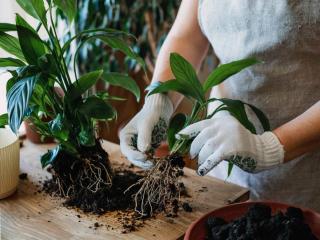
<box><xmin>57</xmin><ymin>0</ymin><xmax>181</xmax><ymax>143</ymax></box>
<box><xmin>0</xmin><ymin>0</ymin><xmax>144</xmax><ymax>212</ymax></box>
<box><xmin>127</xmin><ymin>53</ymin><xmax>270</xmax><ymax>216</ymax></box>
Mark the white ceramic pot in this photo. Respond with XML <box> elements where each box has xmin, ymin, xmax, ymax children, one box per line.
<box><xmin>0</xmin><ymin>128</ymin><xmax>20</xmax><ymax>199</ymax></box>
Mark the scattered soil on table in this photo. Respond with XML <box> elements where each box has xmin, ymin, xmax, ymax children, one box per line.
<box><xmin>37</xmin><ymin>140</ymin><xmax>191</xmax><ymax>232</ymax></box>
<box><xmin>182</xmin><ymin>202</ymin><xmax>193</xmax><ymax>212</ymax></box>
<box><xmin>127</xmin><ymin>154</ymin><xmax>186</xmax><ymax>217</ymax></box>
<box><xmin>206</xmin><ymin>203</ymin><xmax>318</xmax><ymax>240</ymax></box>
<box><xmin>19</xmin><ymin>173</ymin><xmax>28</xmax><ymax>180</ymax></box>
<box><xmin>41</xmin><ymin>140</ymin><xmax>147</xmax><ymax>230</ymax></box>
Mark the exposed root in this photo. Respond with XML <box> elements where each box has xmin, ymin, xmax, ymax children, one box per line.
<box><xmin>126</xmin><ymin>154</ymin><xmax>185</xmax><ymax>216</ymax></box>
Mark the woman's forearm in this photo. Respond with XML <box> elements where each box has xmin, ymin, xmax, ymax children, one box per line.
<box><xmin>151</xmin><ymin>0</ymin><xmax>209</xmax><ymax>109</ymax></box>
<box><xmin>273</xmin><ymin>101</ymin><xmax>320</xmax><ymax>162</ymax></box>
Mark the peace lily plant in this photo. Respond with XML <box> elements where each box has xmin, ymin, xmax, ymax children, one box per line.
<box><xmin>0</xmin><ymin>0</ymin><xmax>144</xmax><ymax>209</ymax></box>
<box><xmin>128</xmin><ymin>53</ymin><xmax>270</xmax><ymax>216</ymax></box>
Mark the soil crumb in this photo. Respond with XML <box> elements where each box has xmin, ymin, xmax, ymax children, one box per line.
<box><xmin>206</xmin><ymin>203</ymin><xmax>318</xmax><ymax>240</ymax></box>
<box><xmin>19</xmin><ymin>173</ymin><xmax>28</xmax><ymax>180</ymax></box>
<box><xmin>182</xmin><ymin>202</ymin><xmax>193</xmax><ymax>212</ymax></box>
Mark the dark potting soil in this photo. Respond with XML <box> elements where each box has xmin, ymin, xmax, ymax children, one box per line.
<box><xmin>41</xmin><ymin>141</ymin><xmax>192</xmax><ymax>231</ymax></box>
<box><xmin>206</xmin><ymin>203</ymin><xmax>318</xmax><ymax>240</ymax></box>
<box><xmin>19</xmin><ymin>173</ymin><xmax>28</xmax><ymax>180</ymax></box>
<box><xmin>42</xmin><ymin>140</ymin><xmax>146</xmax><ymax>231</ymax></box>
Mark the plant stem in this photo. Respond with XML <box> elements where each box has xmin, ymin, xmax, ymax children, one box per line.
<box><xmin>170</xmin><ymin>101</ymin><xmax>206</xmax><ymax>155</ymax></box>
<box><xmin>48</xmin><ymin>4</ymin><xmax>72</xmax><ymax>87</ymax></box>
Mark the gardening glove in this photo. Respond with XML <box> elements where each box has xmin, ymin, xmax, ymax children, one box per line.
<box><xmin>176</xmin><ymin>115</ymin><xmax>285</xmax><ymax>175</ymax></box>
<box><xmin>120</xmin><ymin>93</ymin><xmax>174</xmax><ymax>169</ymax></box>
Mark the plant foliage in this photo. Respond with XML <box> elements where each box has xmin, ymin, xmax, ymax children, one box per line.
<box><xmin>0</xmin><ymin>0</ymin><xmax>143</xmax><ymax>168</ymax></box>
<box><xmin>149</xmin><ymin>53</ymin><xmax>269</xmax><ymax>175</ymax></box>
<box><xmin>60</xmin><ymin>0</ymin><xmax>180</xmax><ymax>76</ymax></box>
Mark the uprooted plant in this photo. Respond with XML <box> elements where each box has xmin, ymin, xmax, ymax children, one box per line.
<box><xmin>128</xmin><ymin>53</ymin><xmax>271</xmax><ymax>216</ymax></box>
<box><xmin>0</xmin><ymin>0</ymin><xmax>145</xmax><ymax>213</ymax></box>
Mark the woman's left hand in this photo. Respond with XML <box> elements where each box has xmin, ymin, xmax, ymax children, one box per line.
<box><xmin>176</xmin><ymin>115</ymin><xmax>285</xmax><ymax>175</ymax></box>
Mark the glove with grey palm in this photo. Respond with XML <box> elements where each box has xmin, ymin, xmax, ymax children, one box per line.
<box><xmin>120</xmin><ymin>93</ymin><xmax>173</xmax><ymax>169</ymax></box>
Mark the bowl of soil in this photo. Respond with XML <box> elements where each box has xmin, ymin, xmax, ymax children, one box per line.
<box><xmin>184</xmin><ymin>201</ymin><xmax>320</xmax><ymax>240</ymax></box>
<box><xmin>0</xmin><ymin>128</ymin><xmax>20</xmax><ymax>199</ymax></box>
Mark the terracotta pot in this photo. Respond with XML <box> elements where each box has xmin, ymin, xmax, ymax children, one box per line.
<box><xmin>24</xmin><ymin>120</ymin><xmax>54</xmax><ymax>144</ymax></box>
<box><xmin>184</xmin><ymin>201</ymin><xmax>320</xmax><ymax>240</ymax></box>
<box><xmin>0</xmin><ymin>128</ymin><xmax>20</xmax><ymax>199</ymax></box>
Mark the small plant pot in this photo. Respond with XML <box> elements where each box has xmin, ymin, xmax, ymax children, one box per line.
<box><xmin>24</xmin><ymin>120</ymin><xmax>54</xmax><ymax>144</ymax></box>
<box><xmin>0</xmin><ymin>128</ymin><xmax>20</xmax><ymax>199</ymax></box>
<box><xmin>184</xmin><ymin>201</ymin><xmax>320</xmax><ymax>239</ymax></box>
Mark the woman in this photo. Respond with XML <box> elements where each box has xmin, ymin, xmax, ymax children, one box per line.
<box><xmin>120</xmin><ymin>0</ymin><xmax>320</xmax><ymax>211</ymax></box>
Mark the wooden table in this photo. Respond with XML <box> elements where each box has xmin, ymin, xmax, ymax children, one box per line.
<box><xmin>0</xmin><ymin>140</ymin><xmax>249</xmax><ymax>240</ymax></box>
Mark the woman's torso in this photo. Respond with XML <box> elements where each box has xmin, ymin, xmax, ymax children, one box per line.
<box><xmin>198</xmin><ymin>0</ymin><xmax>320</xmax><ymax>210</ymax></box>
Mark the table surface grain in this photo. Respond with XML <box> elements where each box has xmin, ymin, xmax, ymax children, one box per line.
<box><xmin>0</xmin><ymin>140</ymin><xmax>249</xmax><ymax>240</ymax></box>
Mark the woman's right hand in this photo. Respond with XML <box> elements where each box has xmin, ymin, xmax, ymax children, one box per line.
<box><xmin>119</xmin><ymin>93</ymin><xmax>173</xmax><ymax>169</ymax></box>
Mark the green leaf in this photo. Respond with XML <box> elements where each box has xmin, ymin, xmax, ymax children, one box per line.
<box><xmin>98</xmin><ymin>36</ymin><xmax>145</xmax><ymax>69</ymax></box>
<box><xmin>147</xmin><ymin>80</ymin><xmax>194</xmax><ymax>99</ymax></box>
<box><xmin>17</xmin><ymin>0</ymin><xmax>47</xmax><ymax>25</ymax></box>
<box><xmin>68</xmin><ymin>70</ymin><xmax>103</xmax><ymax>100</ymax></box>
<box><xmin>0</xmin><ymin>114</ymin><xmax>8</xmax><ymax>128</ymax></box>
<box><xmin>103</xmin><ymin>72</ymin><xmax>140</xmax><ymax>101</ymax></box>
<box><xmin>16</xmin><ymin>14</ymin><xmax>46</xmax><ymax>65</ymax></box>
<box><xmin>168</xmin><ymin>113</ymin><xmax>187</xmax><ymax>150</ymax></box>
<box><xmin>78</xmin><ymin>96</ymin><xmax>116</xmax><ymax>120</ymax></box>
<box><xmin>7</xmin><ymin>75</ymin><xmax>37</xmax><ymax>133</ymax></box>
<box><xmin>61</xmin><ymin>28</ymin><xmax>133</xmax><ymax>53</ymax></box>
<box><xmin>170</xmin><ymin>53</ymin><xmax>205</xmax><ymax>103</ymax></box>
<box><xmin>210</xmin><ymin>98</ymin><xmax>256</xmax><ymax>134</ymax></box>
<box><xmin>0</xmin><ymin>23</ymin><xmax>17</xmax><ymax>32</ymax></box>
<box><xmin>53</xmin><ymin>0</ymin><xmax>77</xmax><ymax>23</ymax></box>
<box><xmin>245</xmin><ymin>103</ymin><xmax>270</xmax><ymax>131</ymax></box>
<box><xmin>96</xmin><ymin>92</ymin><xmax>126</xmax><ymax>101</ymax></box>
<box><xmin>203</xmin><ymin>58</ymin><xmax>260</xmax><ymax>92</ymax></box>
<box><xmin>0</xmin><ymin>32</ymin><xmax>25</xmax><ymax>61</ymax></box>
<box><xmin>48</xmin><ymin>114</ymin><xmax>69</xmax><ymax>141</ymax></box>
<box><xmin>0</xmin><ymin>58</ymin><xmax>25</xmax><ymax>68</ymax></box>
<box><xmin>227</xmin><ymin>162</ymin><xmax>234</xmax><ymax>178</ymax></box>
<box><xmin>78</xmin><ymin>129</ymin><xmax>95</xmax><ymax>146</ymax></box>
<box><xmin>41</xmin><ymin>145</ymin><xmax>60</xmax><ymax>168</ymax></box>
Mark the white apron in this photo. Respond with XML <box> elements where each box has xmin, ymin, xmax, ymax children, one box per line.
<box><xmin>198</xmin><ymin>0</ymin><xmax>320</xmax><ymax>211</ymax></box>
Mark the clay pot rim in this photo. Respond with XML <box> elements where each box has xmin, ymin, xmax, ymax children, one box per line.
<box><xmin>184</xmin><ymin>200</ymin><xmax>320</xmax><ymax>240</ymax></box>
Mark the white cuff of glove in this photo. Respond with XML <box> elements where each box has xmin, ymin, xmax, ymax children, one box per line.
<box><xmin>256</xmin><ymin>131</ymin><xmax>285</xmax><ymax>170</ymax></box>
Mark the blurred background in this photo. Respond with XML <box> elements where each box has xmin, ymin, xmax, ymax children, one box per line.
<box><xmin>0</xmin><ymin>0</ymin><xmax>217</xmax><ymax>145</ymax></box>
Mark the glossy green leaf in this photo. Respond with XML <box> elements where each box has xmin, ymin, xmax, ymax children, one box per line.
<box><xmin>209</xmin><ymin>98</ymin><xmax>256</xmax><ymax>134</ymax></box>
<box><xmin>7</xmin><ymin>75</ymin><xmax>37</xmax><ymax>133</ymax></box>
<box><xmin>170</xmin><ymin>53</ymin><xmax>205</xmax><ymax>103</ymax></box>
<box><xmin>16</xmin><ymin>14</ymin><xmax>46</xmax><ymax>65</ymax></box>
<box><xmin>41</xmin><ymin>145</ymin><xmax>61</xmax><ymax>168</ymax></box>
<box><xmin>61</xmin><ymin>28</ymin><xmax>133</xmax><ymax>53</ymax></box>
<box><xmin>78</xmin><ymin>96</ymin><xmax>115</xmax><ymax>120</ymax></box>
<box><xmin>0</xmin><ymin>113</ymin><xmax>8</xmax><ymax>128</ymax></box>
<box><xmin>53</xmin><ymin>0</ymin><xmax>77</xmax><ymax>23</ymax></box>
<box><xmin>203</xmin><ymin>58</ymin><xmax>260</xmax><ymax>92</ymax></box>
<box><xmin>0</xmin><ymin>23</ymin><xmax>17</xmax><ymax>32</ymax></box>
<box><xmin>96</xmin><ymin>92</ymin><xmax>126</xmax><ymax>101</ymax></box>
<box><xmin>167</xmin><ymin>113</ymin><xmax>187</xmax><ymax>150</ymax></box>
<box><xmin>78</xmin><ymin>128</ymin><xmax>95</xmax><ymax>146</ymax></box>
<box><xmin>0</xmin><ymin>58</ymin><xmax>25</xmax><ymax>68</ymax></box>
<box><xmin>68</xmin><ymin>70</ymin><xmax>103</xmax><ymax>100</ymax></box>
<box><xmin>17</xmin><ymin>0</ymin><xmax>47</xmax><ymax>25</ymax></box>
<box><xmin>48</xmin><ymin>114</ymin><xmax>69</xmax><ymax>141</ymax></box>
<box><xmin>103</xmin><ymin>72</ymin><xmax>140</xmax><ymax>101</ymax></box>
<box><xmin>147</xmin><ymin>80</ymin><xmax>193</xmax><ymax>99</ymax></box>
<box><xmin>245</xmin><ymin>103</ymin><xmax>270</xmax><ymax>131</ymax></box>
<box><xmin>0</xmin><ymin>32</ymin><xmax>25</xmax><ymax>61</ymax></box>
<box><xmin>227</xmin><ymin>162</ymin><xmax>234</xmax><ymax>178</ymax></box>
<box><xmin>98</xmin><ymin>36</ymin><xmax>145</xmax><ymax>69</ymax></box>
